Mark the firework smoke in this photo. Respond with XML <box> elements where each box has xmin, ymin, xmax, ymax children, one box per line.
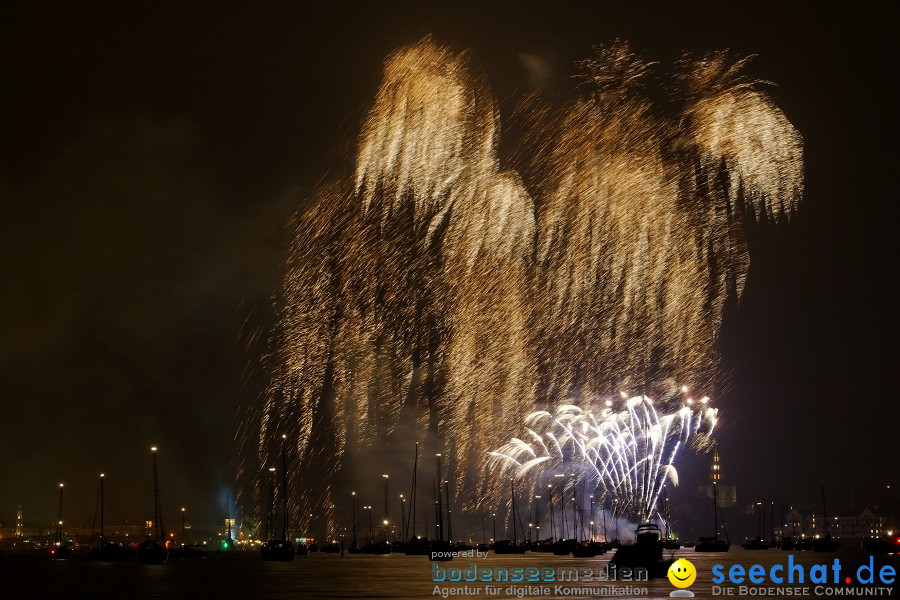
<box><xmin>247</xmin><ymin>38</ymin><xmax>801</xmax><ymax>534</ymax></box>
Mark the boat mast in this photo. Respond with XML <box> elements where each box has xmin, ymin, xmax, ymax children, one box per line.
<box><xmin>713</xmin><ymin>482</ymin><xmax>719</xmax><ymax>542</ymax></box>
<box><xmin>572</xmin><ymin>486</ymin><xmax>577</xmax><ymax>540</ymax></box>
<box><xmin>351</xmin><ymin>491</ymin><xmax>357</xmax><ymax>546</ymax></box>
<box><xmin>510</xmin><ymin>479</ymin><xmax>517</xmax><ymax>544</ymax></box>
<box><xmin>100</xmin><ymin>474</ymin><xmax>105</xmax><ymax>547</ymax></box>
<box><xmin>407</xmin><ymin>441</ymin><xmax>418</xmax><ymax>541</ymax></box>
<box><xmin>770</xmin><ymin>502</ymin><xmax>775</xmax><ymax>544</ymax></box>
<box><xmin>281</xmin><ymin>435</ymin><xmax>288</xmax><ymax>540</ymax></box>
<box><xmin>445</xmin><ymin>469</ymin><xmax>452</xmax><ymax>543</ymax></box>
<box><xmin>423</xmin><ymin>485</ymin><xmax>429</xmax><ymax>539</ymax></box>
<box><xmin>780</xmin><ymin>503</ymin><xmax>785</xmax><ymax>543</ymax></box>
<box><xmin>717</xmin><ymin>488</ymin><xmax>731</xmax><ymax>544</ymax></box>
<box><xmin>268</xmin><ymin>467</ymin><xmax>276</xmax><ymax>541</ymax></box>
<box><xmin>578</xmin><ymin>483</ymin><xmax>587</xmax><ymax>540</ymax></box>
<box><xmin>549</xmin><ymin>486</ymin><xmax>555</xmax><ymax>541</ymax></box>
<box><xmin>57</xmin><ymin>483</ymin><xmax>64</xmax><ymax>547</ymax></box>
<box><xmin>761</xmin><ymin>499</ymin><xmax>766</xmax><ymax>541</ymax></box>
<box><xmin>602</xmin><ymin>498</ymin><xmax>608</xmax><ymax>541</ymax></box>
<box><xmin>615</xmin><ymin>500</ymin><xmax>620</xmax><ymax>541</ymax></box>
<box><xmin>151</xmin><ymin>447</ymin><xmax>164</xmax><ymax>543</ymax></box>
<box><xmin>433</xmin><ymin>478</ymin><xmax>440</xmax><ymax>540</ymax></box>
<box><xmin>662</xmin><ymin>487</ymin><xmax>670</xmax><ymax>540</ymax></box>
<box><xmin>436</xmin><ymin>454</ymin><xmax>444</xmax><ymax>542</ymax></box>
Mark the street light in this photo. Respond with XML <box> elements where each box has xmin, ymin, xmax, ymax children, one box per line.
<box><xmin>280</xmin><ymin>435</ymin><xmax>288</xmax><ymax>540</ymax></box>
<box><xmin>98</xmin><ymin>474</ymin><xmax>105</xmax><ymax>547</ymax></box>
<box><xmin>492</xmin><ymin>513</ymin><xmax>496</xmax><ymax>544</ymax></box>
<box><xmin>383</xmin><ymin>474</ymin><xmax>389</xmax><ymax>533</ymax></box>
<box><xmin>444</xmin><ymin>478</ymin><xmax>453</xmax><ymax>544</ymax></box>
<box><xmin>547</xmin><ymin>483</ymin><xmax>554</xmax><ymax>541</ymax></box>
<box><xmin>181</xmin><ymin>508</ymin><xmax>186</xmax><ymax>546</ymax></box>
<box><xmin>589</xmin><ymin>494</ymin><xmax>594</xmax><ymax>541</ymax></box>
<box><xmin>57</xmin><ymin>483</ymin><xmax>64</xmax><ymax>547</ymax></box>
<box><xmin>363</xmin><ymin>505</ymin><xmax>371</xmax><ymax>543</ymax></box>
<box><xmin>351</xmin><ymin>491</ymin><xmax>357</xmax><ymax>547</ymax></box>
<box><xmin>399</xmin><ymin>494</ymin><xmax>406</xmax><ymax>542</ymax></box>
<box><xmin>435</xmin><ymin>455</ymin><xmax>444</xmax><ymax>542</ymax></box>
<box><xmin>267</xmin><ymin>467</ymin><xmax>276</xmax><ymax>541</ymax></box>
<box><xmin>553</xmin><ymin>475</ymin><xmax>564</xmax><ymax>541</ymax></box>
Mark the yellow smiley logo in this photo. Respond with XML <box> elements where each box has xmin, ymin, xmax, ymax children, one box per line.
<box><xmin>667</xmin><ymin>558</ymin><xmax>697</xmax><ymax>588</ymax></box>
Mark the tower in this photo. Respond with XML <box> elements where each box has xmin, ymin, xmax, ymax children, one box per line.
<box><xmin>699</xmin><ymin>444</ymin><xmax>736</xmax><ymax>507</ymax></box>
<box><xmin>711</xmin><ymin>448</ymin><xmax>722</xmax><ymax>483</ymax></box>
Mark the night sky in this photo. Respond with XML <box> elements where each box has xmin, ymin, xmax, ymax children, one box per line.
<box><xmin>3</xmin><ymin>2</ymin><xmax>898</xmax><ymax>534</ymax></box>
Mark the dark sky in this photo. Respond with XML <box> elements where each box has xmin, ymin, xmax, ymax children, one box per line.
<box><xmin>3</xmin><ymin>2</ymin><xmax>898</xmax><ymax>534</ymax></box>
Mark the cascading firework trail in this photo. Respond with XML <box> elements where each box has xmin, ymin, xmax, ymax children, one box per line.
<box><xmin>244</xmin><ymin>37</ymin><xmax>802</xmax><ymax>534</ymax></box>
<box><xmin>489</xmin><ymin>395</ymin><xmax>718</xmax><ymax>523</ymax></box>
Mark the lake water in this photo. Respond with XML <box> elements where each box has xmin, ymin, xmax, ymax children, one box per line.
<box><xmin>2</xmin><ymin>547</ymin><xmax>896</xmax><ymax>599</ymax></box>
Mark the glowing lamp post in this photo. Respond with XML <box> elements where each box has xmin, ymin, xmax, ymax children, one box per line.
<box><xmin>383</xmin><ymin>474</ymin><xmax>389</xmax><ymax>540</ymax></box>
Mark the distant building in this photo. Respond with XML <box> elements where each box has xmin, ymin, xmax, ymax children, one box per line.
<box><xmin>16</xmin><ymin>505</ymin><xmax>23</xmax><ymax>537</ymax></box>
<box><xmin>785</xmin><ymin>508</ymin><xmax>805</xmax><ymax>538</ymax></box>
<box><xmin>784</xmin><ymin>507</ymin><xmax>885</xmax><ymax>542</ymax></box>
<box><xmin>834</xmin><ymin>508</ymin><xmax>886</xmax><ymax>541</ymax></box>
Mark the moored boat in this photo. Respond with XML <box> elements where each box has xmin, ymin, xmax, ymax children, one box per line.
<box><xmin>695</xmin><ymin>482</ymin><xmax>730</xmax><ymax>553</ymax></box>
<box><xmin>608</xmin><ymin>522</ymin><xmax>672</xmax><ymax>579</ymax></box>
<box><xmin>262</xmin><ymin>435</ymin><xmax>297</xmax><ymax>561</ymax></box>
<box><xmin>138</xmin><ymin>447</ymin><xmax>169</xmax><ymax>564</ymax></box>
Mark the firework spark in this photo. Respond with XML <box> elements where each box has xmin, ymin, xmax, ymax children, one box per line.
<box><xmin>245</xmin><ymin>38</ymin><xmax>802</xmax><ymax>533</ymax></box>
<box><xmin>489</xmin><ymin>396</ymin><xmax>718</xmax><ymax>522</ymax></box>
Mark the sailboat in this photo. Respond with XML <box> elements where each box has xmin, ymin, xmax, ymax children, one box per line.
<box><xmin>812</xmin><ymin>486</ymin><xmax>840</xmax><ymax>552</ymax></box>
<box><xmin>660</xmin><ymin>488</ymin><xmax>681</xmax><ymax>550</ymax></box>
<box><xmin>347</xmin><ymin>487</ymin><xmax>365</xmax><ymax>554</ymax></box>
<box><xmin>571</xmin><ymin>485</ymin><xmax>603</xmax><ymax>556</ymax></box>
<box><xmin>605</xmin><ymin>455</ymin><xmax>673</xmax><ymax>576</ymax></box>
<box><xmin>89</xmin><ymin>474</ymin><xmax>131</xmax><ymax>561</ymax></box>
<box><xmin>494</xmin><ymin>480</ymin><xmax>527</xmax><ymax>554</ymax></box>
<box><xmin>262</xmin><ymin>435</ymin><xmax>297</xmax><ymax>561</ymax></box>
<box><xmin>138</xmin><ymin>447</ymin><xmax>169</xmax><ymax>564</ymax></box>
<box><xmin>551</xmin><ymin>483</ymin><xmax>577</xmax><ymax>555</ymax></box>
<box><xmin>779</xmin><ymin>504</ymin><xmax>796</xmax><ymax>550</ymax></box>
<box><xmin>426</xmin><ymin>455</ymin><xmax>452</xmax><ymax>559</ymax></box>
<box><xmin>695</xmin><ymin>482</ymin><xmax>730</xmax><ymax>552</ymax></box>
<box><xmin>51</xmin><ymin>483</ymin><xmax>72</xmax><ymax>560</ymax></box>
<box><xmin>743</xmin><ymin>500</ymin><xmax>770</xmax><ymax>549</ymax></box>
<box><xmin>404</xmin><ymin>442</ymin><xmax>433</xmax><ymax>556</ymax></box>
